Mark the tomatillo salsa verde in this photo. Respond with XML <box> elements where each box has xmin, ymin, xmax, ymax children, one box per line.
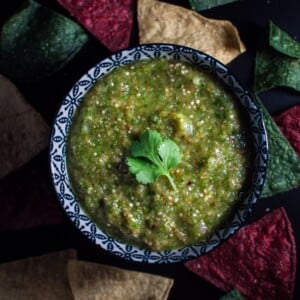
<box><xmin>67</xmin><ymin>59</ymin><xmax>252</xmax><ymax>251</ymax></box>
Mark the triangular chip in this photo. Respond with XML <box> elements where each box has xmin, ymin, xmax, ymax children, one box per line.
<box><xmin>269</xmin><ymin>21</ymin><xmax>300</xmax><ymax>58</ymax></box>
<box><xmin>0</xmin><ymin>249</ymin><xmax>76</xmax><ymax>300</ymax></box>
<box><xmin>254</xmin><ymin>47</ymin><xmax>300</xmax><ymax>93</ymax></box>
<box><xmin>189</xmin><ymin>0</ymin><xmax>240</xmax><ymax>12</ymax></box>
<box><xmin>57</xmin><ymin>0</ymin><xmax>134</xmax><ymax>52</ymax></box>
<box><xmin>138</xmin><ymin>0</ymin><xmax>246</xmax><ymax>64</ymax></box>
<box><xmin>68</xmin><ymin>260</ymin><xmax>174</xmax><ymax>300</ymax></box>
<box><xmin>0</xmin><ymin>74</ymin><xmax>50</xmax><ymax>179</ymax></box>
<box><xmin>184</xmin><ymin>208</ymin><xmax>296</xmax><ymax>300</ymax></box>
<box><xmin>273</xmin><ymin>105</ymin><xmax>300</xmax><ymax>156</ymax></box>
<box><xmin>0</xmin><ymin>156</ymin><xmax>63</xmax><ymax>231</ymax></box>
<box><xmin>254</xmin><ymin>22</ymin><xmax>300</xmax><ymax>93</ymax></box>
<box><xmin>0</xmin><ymin>1</ymin><xmax>88</xmax><ymax>84</ymax></box>
<box><xmin>256</xmin><ymin>98</ymin><xmax>300</xmax><ymax>197</ymax></box>
<box><xmin>220</xmin><ymin>289</ymin><xmax>245</xmax><ymax>300</ymax></box>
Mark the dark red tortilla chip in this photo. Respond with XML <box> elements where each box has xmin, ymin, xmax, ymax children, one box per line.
<box><xmin>273</xmin><ymin>105</ymin><xmax>300</xmax><ymax>156</ymax></box>
<box><xmin>57</xmin><ymin>0</ymin><xmax>134</xmax><ymax>52</ymax></box>
<box><xmin>184</xmin><ymin>208</ymin><xmax>296</xmax><ymax>300</ymax></box>
<box><xmin>0</xmin><ymin>154</ymin><xmax>64</xmax><ymax>231</ymax></box>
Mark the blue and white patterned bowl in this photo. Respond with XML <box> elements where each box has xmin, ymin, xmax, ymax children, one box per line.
<box><xmin>50</xmin><ymin>44</ymin><xmax>268</xmax><ymax>263</ymax></box>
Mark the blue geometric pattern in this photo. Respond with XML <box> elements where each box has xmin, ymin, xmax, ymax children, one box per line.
<box><xmin>50</xmin><ymin>44</ymin><xmax>268</xmax><ymax>263</ymax></box>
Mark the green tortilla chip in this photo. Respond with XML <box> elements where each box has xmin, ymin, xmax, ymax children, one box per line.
<box><xmin>189</xmin><ymin>0</ymin><xmax>240</xmax><ymax>11</ymax></box>
<box><xmin>254</xmin><ymin>48</ymin><xmax>300</xmax><ymax>93</ymax></box>
<box><xmin>256</xmin><ymin>98</ymin><xmax>300</xmax><ymax>198</ymax></box>
<box><xmin>219</xmin><ymin>289</ymin><xmax>245</xmax><ymax>300</ymax></box>
<box><xmin>254</xmin><ymin>22</ymin><xmax>300</xmax><ymax>93</ymax></box>
<box><xmin>0</xmin><ymin>0</ymin><xmax>88</xmax><ymax>84</ymax></box>
<box><xmin>254</xmin><ymin>22</ymin><xmax>300</xmax><ymax>195</ymax></box>
<box><xmin>269</xmin><ymin>21</ymin><xmax>300</xmax><ymax>58</ymax></box>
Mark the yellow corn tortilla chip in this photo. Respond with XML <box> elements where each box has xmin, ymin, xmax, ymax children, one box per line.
<box><xmin>0</xmin><ymin>74</ymin><xmax>50</xmax><ymax>179</ymax></box>
<box><xmin>0</xmin><ymin>249</ymin><xmax>76</xmax><ymax>300</ymax></box>
<box><xmin>67</xmin><ymin>260</ymin><xmax>174</xmax><ymax>300</ymax></box>
<box><xmin>138</xmin><ymin>0</ymin><xmax>246</xmax><ymax>64</ymax></box>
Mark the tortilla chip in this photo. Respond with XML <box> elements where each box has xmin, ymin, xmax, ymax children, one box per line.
<box><xmin>254</xmin><ymin>22</ymin><xmax>300</xmax><ymax>93</ymax></box>
<box><xmin>0</xmin><ymin>0</ymin><xmax>88</xmax><ymax>84</ymax></box>
<box><xmin>138</xmin><ymin>0</ymin><xmax>246</xmax><ymax>64</ymax></box>
<box><xmin>189</xmin><ymin>0</ymin><xmax>240</xmax><ymax>11</ymax></box>
<box><xmin>273</xmin><ymin>105</ymin><xmax>300</xmax><ymax>156</ymax></box>
<box><xmin>256</xmin><ymin>98</ymin><xmax>300</xmax><ymax>198</ymax></box>
<box><xmin>0</xmin><ymin>249</ymin><xmax>76</xmax><ymax>300</ymax></box>
<box><xmin>57</xmin><ymin>0</ymin><xmax>134</xmax><ymax>52</ymax></box>
<box><xmin>269</xmin><ymin>21</ymin><xmax>300</xmax><ymax>58</ymax></box>
<box><xmin>254</xmin><ymin>48</ymin><xmax>300</xmax><ymax>93</ymax></box>
<box><xmin>184</xmin><ymin>208</ymin><xmax>296</xmax><ymax>300</ymax></box>
<box><xmin>0</xmin><ymin>155</ymin><xmax>64</xmax><ymax>231</ymax></box>
<box><xmin>220</xmin><ymin>289</ymin><xmax>245</xmax><ymax>300</ymax></box>
<box><xmin>0</xmin><ymin>74</ymin><xmax>50</xmax><ymax>179</ymax></box>
<box><xmin>68</xmin><ymin>260</ymin><xmax>174</xmax><ymax>300</ymax></box>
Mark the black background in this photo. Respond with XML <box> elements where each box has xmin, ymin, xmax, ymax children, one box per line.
<box><xmin>1</xmin><ymin>0</ymin><xmax>299</xmax><ymax>299</ymax></box>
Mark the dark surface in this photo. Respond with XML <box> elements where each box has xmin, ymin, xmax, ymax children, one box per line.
<box><xmin>1</xmin><ymin>0</ymin><xmax>299</xmax><ymax>299</ymax></box>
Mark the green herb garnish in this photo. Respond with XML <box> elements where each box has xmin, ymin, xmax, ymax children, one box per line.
<box><xmin>127</xmin><ymin>130</ymin><xmax>181</xmax><ymax>190</ymax></box>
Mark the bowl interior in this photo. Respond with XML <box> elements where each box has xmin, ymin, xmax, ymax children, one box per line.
<box><xmin>50</xmin><ymin>44</ymin><xmax>268</xmax><ymax>263</ymax></box>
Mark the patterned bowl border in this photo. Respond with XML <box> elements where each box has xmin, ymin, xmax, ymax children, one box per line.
<box><xmin>50</xmin><ymin>44</ymin><xmax>268</xmax><ymax>263</ymax></box>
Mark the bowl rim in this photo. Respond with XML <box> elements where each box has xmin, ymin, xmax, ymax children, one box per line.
<box><xmin>49</xmin><ymin>43</ymin><xmax>268</xmax><ymax>263</ymax></box>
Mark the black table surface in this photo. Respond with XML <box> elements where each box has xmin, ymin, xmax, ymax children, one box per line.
<box><xmin>1</xmin><ymin>0</ymin><xmax>299</xmax><ymax>299</ymax></box>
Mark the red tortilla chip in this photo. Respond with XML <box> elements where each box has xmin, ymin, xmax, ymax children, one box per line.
<box><xmin>57</xmin><ymin>0</ymin><xmax>134</xmax><ymax>52</ymax></box>
<box><xmin>0</xmin><ymin>155</ymin><xmax>64</xmax><ymax>231</ymax></box>
<box><xmin>273</xmin><ymin>105</ymin><xmax>300</xmax><ymax>156</ymax></box>
<box><xmin>184</xmin><ymin>208</ymin><xmax>296</xmax><ymax>300</ymax></box>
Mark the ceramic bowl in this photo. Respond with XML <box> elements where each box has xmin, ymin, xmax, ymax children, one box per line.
<box><xmin>50</xmin><ymin>44</ymin><xmax>268</xmax><ymax>263</ymax></box>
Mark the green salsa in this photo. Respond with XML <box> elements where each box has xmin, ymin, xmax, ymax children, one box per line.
<box><xmin>67</xmin><ymin>59</ymin><xmax>252</xmax><ymax>251</ymax></box>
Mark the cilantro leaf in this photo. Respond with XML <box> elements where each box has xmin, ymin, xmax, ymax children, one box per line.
<box><xmin>130</xmin><ymin>130</ymin><xmax>163</xmax><ymax>161</ymax></box>
<box><xmin>127</xmin><ymin>157</ymin><xmax>159</xmax><ymax>184</ymax></box>
<box><xmin>127</xmin><ymin>130</ymin><xmax>181</xmax><ymax>190</ymax></box>
<box><xmin>158</xmin><ymin>140</ymin><xmax>181</xmax><ymax>169</ymax></box>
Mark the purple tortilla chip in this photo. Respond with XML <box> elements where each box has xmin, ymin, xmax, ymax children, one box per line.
<box><xmin>184</xmin><ymin>208</ymin><xmax>296</xmax><ymax>300</ymax></box>
<box><xmin>57</xmin><ymin>0</ymin><xmax>134</xmax><ymax>52</ymax></box>
<box><xmin>273</xmin><ymin>105</ymin><xmax>300</xmax><ymax>156</ymax></box>
<box><xmin>0</xmin><ymin>156</ymin><xmax>63</xmax><ymax>231</ymax></box>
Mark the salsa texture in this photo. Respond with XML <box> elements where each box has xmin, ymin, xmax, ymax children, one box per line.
<box><xmin>67</xmin><ymin>59</ymin><xmax>252</xmax><ymax>251</ymax></box>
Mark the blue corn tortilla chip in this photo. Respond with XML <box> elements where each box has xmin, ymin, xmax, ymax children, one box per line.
<box><xmin>0</xmin><ymin>0</ymin><xmax>88</xmax><ymax>84</ymax></box>
<box><xmin>189</xmin><ymin>0</ymin><xmax>240</xmax><ymax>11</ymax></box>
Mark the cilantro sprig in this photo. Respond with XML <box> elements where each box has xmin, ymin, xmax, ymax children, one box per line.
<box><xmin>127</xmin><ymin>130</ymin><xmax>181</xmax><ymax>190</ymax></box>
